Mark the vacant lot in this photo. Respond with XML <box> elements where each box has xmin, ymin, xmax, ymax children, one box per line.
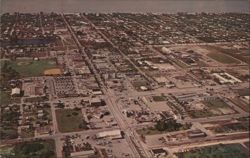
<box><xmin>56</xmin><ymin>109</ymin><xmax>87</xmax><ymax>133</ymax></box>
<box><xmin>0</xmin><ymin>59</ymin><xmax>58</xmax><ymax>77</ymax></box>
<box><xmin>207</xmin><ymin>52</ymin><xmax>240</xmax><ymax>64</ymax></box>
<box><xmin>176</xmin><ymin>143</ymin><xmax>249</xmax><ymax>158</ymax></box>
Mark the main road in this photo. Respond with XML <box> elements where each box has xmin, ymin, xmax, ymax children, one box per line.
<box><xmin>62</xmin><ymin>13</ymin><xmax>147</xmax><ymax>158</ymax></box>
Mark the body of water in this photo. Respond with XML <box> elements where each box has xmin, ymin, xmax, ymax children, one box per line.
<box><xmin>1</xmin><ymin>0</ymin><xmax>249</xmax><ymax>13</ymax></box>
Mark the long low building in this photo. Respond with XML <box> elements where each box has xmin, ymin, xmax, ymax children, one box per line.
<box><xmin>213</xmin><ymin>72</ymin><xmax>241</xmax><ymax>84</ymax></box>
<box><xmin>96</xmin><ymin>129</ymin><xmax>122</xmax><ymax>139</ymax></box>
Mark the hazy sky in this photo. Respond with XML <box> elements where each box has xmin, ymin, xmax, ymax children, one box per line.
<box><xmin>1</xmin><ymin>0</ymin><xmax>249</xmax><ymax>13</ymax></box>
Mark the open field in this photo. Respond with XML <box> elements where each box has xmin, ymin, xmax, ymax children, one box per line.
<box><xmin>176</xmin><ymin>143</ymin><xmax>249</xmax><ymax>158</ymax></box>
<box><xmin>0</xmin><ymin>140</ymin><xmax>56</xmax><ymax>158</ymax></box>
<box><xmin>56</xmin><ymin>109</ymin><xmax>87</xmax><ymax>133</ymax></box>
<box><xmin>207</xmin><ymin>52</ymin><xmax>241</xmax><ymax>64</ymax></box>
<box><xmin>0</xmin><ymin>59</ymin><xmax>58</xmax><ymax>77</ymax></box>
<box><xmin>204</xmin><ymin>45</ymin><xmax>249</xmax><ymax>65</ymax></box>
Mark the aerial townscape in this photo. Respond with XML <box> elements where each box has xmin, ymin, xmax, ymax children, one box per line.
<box><xmin>0</xmin><ymin>12</ymin><xmax>249</xmax><ymax>158</ymax></box>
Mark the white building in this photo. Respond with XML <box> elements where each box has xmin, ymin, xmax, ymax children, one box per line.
<box><xmin>96</xmin><ymin>129</ymin><xmax>122</xmax><ymax>139</ymax></box>
<box><xmin>11</xmin><ymin>88</ymin><xmax>21</xmax><ymax>96</ymax></box>
<box><xmin>213</xmin><ymin>72</ymin><xmax>242</xmax><ymax>84</ymax></box>
<box><xmin>151</xmin><ymin>148</ymin><xmax>167</xmax><ymax>158</ymax></box>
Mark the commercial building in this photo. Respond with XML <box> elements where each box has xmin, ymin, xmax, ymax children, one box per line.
<box><xmin>11</xmin><ymin>88</ymin><xmax>21</xmax><ymax>96</ymax></box>
<box><xmin>96</xmin><ymin>129</ymin><xmax>122</xmax><ymax>139</ymax></box>
<box><xmin>151</xmin><ymin>148</ymin><xmax>168</xmax><ymax>158</ymax></box>
<box><xmin>213</xmin><ymin>72</ymin><xmax>242</xmax><ymax>84</ymax></box>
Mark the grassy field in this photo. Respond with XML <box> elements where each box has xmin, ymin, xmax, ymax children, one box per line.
<box><xmin>207</xmin><ymin>52</ymin><xmax>240</xmax><ymax>64</ymax></box>
<box><xmin>0</xmin><ymin>59</ymin><xmax>58</xmax><ymax>77</ymax></box>
<box><xmin>0</xmin><ymin>140</ymin><xmax>56</xmax><ymax>158</ymax></box>
<box><xmin>56</xmin><ymin>109</ymin><xmax>87</xmax><ymax>133</ymax></box>
<box><xmin>176</xmin><ymin>143</ymin><xmax>249</xmax><ymax>158</ymax></box>
<box><xmin>0</xmin><ymin>90</ymin><xmax>11</xmax><ymax>105</ymax></box>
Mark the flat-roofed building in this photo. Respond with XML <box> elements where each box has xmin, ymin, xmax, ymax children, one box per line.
<box><xmin>96</xmin><ymin>129</ymin><xmax>122</xmax><ymax>139</ymax></box>
<box><xmin>11</xmin><ymin>88</ymin><xmax>21</xmax><ymax>96</ymax></box>
<box><xmin>151</xmin><ymin>148</ymin><xmax>168</xmax><ymax>158</ymax></box>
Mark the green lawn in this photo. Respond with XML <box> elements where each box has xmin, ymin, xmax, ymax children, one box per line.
<box><xmin>176</xmin><ymin>144</ymin><xmax>249</xmax><ymax>158</ymax></box>
<box><xmin>0</xmin><ymin>59</ymin><xmax>58</xmax><ymax>77</ymax></box>
<box><xmin>56</xmin><ymin>109</ymin><xmax>88</xmax><ymax>133</ymax></box>
<box><xmin>207</xmin><ymin>52</ymin><xmax>240</xmax><ymax>64</ymax></box>
<box><xmin>0</xmin><ymin>140</ymin><xmax>56</xmax><ymax>158</ymax></box>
